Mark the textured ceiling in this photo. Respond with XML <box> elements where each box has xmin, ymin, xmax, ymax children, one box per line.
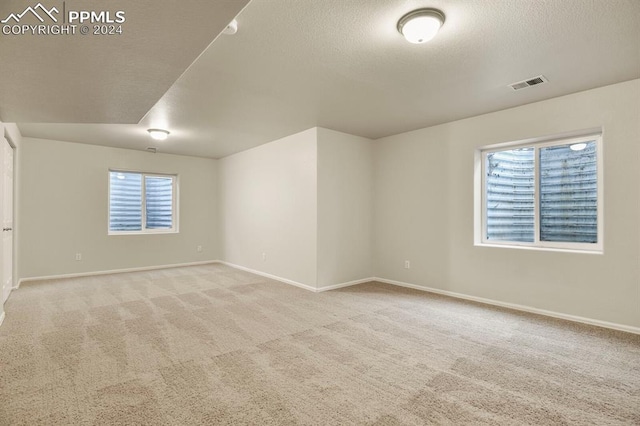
<box><xmin>0</xmin><ymin>0</ymin><xmax>250</xmax><ymax>123</ymax></box>
<box><xmin>12</xmin><ymin>0</ymin><xmax>640</xmax><ymax>158</ymax></box>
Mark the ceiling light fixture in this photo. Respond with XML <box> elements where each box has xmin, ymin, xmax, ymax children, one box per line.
<box><xmin>570</xmin><ymin>143</ymin><xmax>587</xmax><ymax>151</ymax></box>
<box><xmin>223</xmin><ymin>19</ymin><xmax>238</xmax><ymax>35</ymax></box>
<box><xmin>147</xmin><ymin>129</ymin><xmax>170</xmax><ymax>141</ymax></box>
<box><xmin>397</xmin><ymin>8</ymin><xmax>445</xmax><ymax>44</ymax></box>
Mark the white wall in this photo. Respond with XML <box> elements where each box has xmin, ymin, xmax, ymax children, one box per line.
<box><xmin>219</xmin><ymin>128</ymin><xmax>318</xmax><ymax>287</ymax></box>
<box><xmin>317</xmin><ymin>128</ymin><xmax>373</xmax><ymax>288</ymax></box>
<box><xmin>374</xmin><ymin>79</ymin><xmax>640</xmax><ymax>328</ymax></box>
<box><xmin>373</xmin><ymin>124</ymin><xmax>450</xmax><ymax>288</ymax></box>
<box><xmin>19</xmin><ymin>138</ymin><xmax>219</xmax><ymax>279</ymax></box>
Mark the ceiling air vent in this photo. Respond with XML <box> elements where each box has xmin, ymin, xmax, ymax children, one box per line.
<box><xmin>509</xmin><ymin>75</ymin><xmax>548</xmax><ymax>91</ymax></box>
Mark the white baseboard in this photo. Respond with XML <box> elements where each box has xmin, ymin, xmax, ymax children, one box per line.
<box><xmin>373</xmin><ymin>277</ymin><xmax>640</xmax><ymax>335</ymax></box>
<box><xmin>0</xmin><ymin>311</ymin><xmax>5</xmax><ymax>327</ymax></box>
<box><xmin>12</xmin><ymin>260</ymin><xmax>638</xmax><ymax>335</ymax></box>
<box><xmin>17</xmin><ymin>260</ymin><xmax>222</xmax><ymax>287</ymax></box>
<box><xmin>218</xmin><ymin>261</ymin><xmax>318</xmax><ymax>292</ymax></box>
<box><xmin>217</xmin><ymin>263</ymin><xmax>376</xmax><ymax>293</ymax></box>
<box><xmin>211</xmin><ymin>264</ymin><xmax>640</xmax><ymax>335</ymax></box>
<box><xmin>316</xmin><ymin>277</ymin><xmax>375</xmax><ymax>292</ymax></box>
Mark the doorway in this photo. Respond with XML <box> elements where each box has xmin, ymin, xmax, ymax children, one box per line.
<box><xmin>1</xmin><ymin>136</ymin><xmax>14</xmax><ymax>304</ymax></box>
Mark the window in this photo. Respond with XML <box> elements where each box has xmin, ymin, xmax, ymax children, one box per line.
<box><xmin>109</xmin><ymin>170</ymin><xmax>178</xmax><ymax>234</ymax></box>
<box><xmin>477</xmin><ymin>133</ymin><xmax>602</xmax><ymax>252</ymax></box>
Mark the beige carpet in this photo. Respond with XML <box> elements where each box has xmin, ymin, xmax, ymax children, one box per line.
<box><xmin>0</xmin><ymin>264</ymin><xmax>638</xmax><ymax>425</ymax></box>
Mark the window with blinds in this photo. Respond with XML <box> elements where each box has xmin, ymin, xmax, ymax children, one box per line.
<box><xmin>109</xmin><ymin>171</ymin><xmax>177</xmax><ymax>234</ymax></box>
<box><xmin>479</xmin><ymin>133</ymin><xmax>602</xmax><ymax>252</ymax></box>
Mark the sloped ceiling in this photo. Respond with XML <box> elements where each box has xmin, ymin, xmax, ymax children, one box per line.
<box><xmin>8</xmin><ymin>0</ymin><xmax>640</xmax><ymax>158</ymax></box>
<box><xmin>0</xmin><ymin>0</ymin><xmax>250</xmax><ymax>123</ymax></box>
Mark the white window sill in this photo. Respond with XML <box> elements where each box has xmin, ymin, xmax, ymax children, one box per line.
<box><xmin>474</xmin><ymin>242</ymin><xmax>603</xmax><ymax>255</ymax></box>
<box><xmin>108</xmin><ymin>230</ymin><xmax>178</xmax><ymax>236</ymax></box>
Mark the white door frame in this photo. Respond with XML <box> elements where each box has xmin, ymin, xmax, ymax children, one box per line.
<box><xmin>1</xmin><ymin>134</ymin><xmax>15</xmax><ymax>305</ymax></box>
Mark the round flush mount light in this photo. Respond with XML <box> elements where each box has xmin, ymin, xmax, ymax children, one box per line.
<box><xmin>397</xmin><ymin>8</ymin><xmax>445</xmax><ymax>44</ymax></box>
<box><xmin>570</xmin><ymin>143</ymin><xmax>587</xmax><ymax>151</ymax></box>
<box><xmin>223</xmin><ymin>19</ymin><xmax>238</xmax><ymax>35</ymax></box>
<box><xmin>147</xmin><ymin>129</ymin><xmax>170</xmax><ymax>141</ymax></box>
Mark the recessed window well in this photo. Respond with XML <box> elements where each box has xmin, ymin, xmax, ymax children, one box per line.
<box><xmin>109</xmin><ymin>170</ymin><xmax>178</xmax><ymax>234</ymax></box>
<box><xmin>475</xmin><ymin>133</ymin><xmax>603</xmax><ymax>253</ymax></box>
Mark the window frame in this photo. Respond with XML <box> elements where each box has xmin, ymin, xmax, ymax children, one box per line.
<box><xmin>108</xmin><ymin>169</ymin><xmax>179</xmax><ymax>235</ymax></box>
<box><xmin>476</xmin><ymin>133</ymin><xmax>603</xmax><ymax>253</ymax></box>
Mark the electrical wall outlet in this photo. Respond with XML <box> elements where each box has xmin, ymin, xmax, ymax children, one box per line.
<box><xmin>75</xmin><ymin>253</ymin><xmax>82</xmax><ymax>261</ymax></box>
<box><xmin>197</xmin><ymin>245</ymin><xmax>203</xmax><ymax>252</ymax></box>
<box><xmin>262</xmin><ymin>252</ymin><xmax>267</xmax><ymax>262</ymax></box>
<box><xmin>404</xmin><ymin>260</ymin><xmax>410</xmax><ymax>269</ymax></box>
